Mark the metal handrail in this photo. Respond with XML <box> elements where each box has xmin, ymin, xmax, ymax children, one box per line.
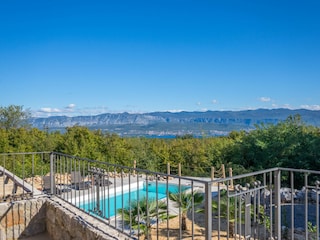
<box><xmin>1</xmin><ymin>151</ymin><xmax>320</xmax><ymax>239</ymax></box>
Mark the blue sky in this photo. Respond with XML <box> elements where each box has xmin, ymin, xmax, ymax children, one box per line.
<box><xmin>1</xmin><ymin>1</ymin><xmax>319</xmax><ymax>117</ymax></box>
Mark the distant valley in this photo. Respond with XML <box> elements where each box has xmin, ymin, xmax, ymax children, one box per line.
<box><xmin>30</xmin><ymin>108</ymin><xmax>320</xmax><ymax>137</ymax></box>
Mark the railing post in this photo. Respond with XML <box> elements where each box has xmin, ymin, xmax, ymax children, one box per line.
<box><xmin>133</xmin><ymin>160</ymin><xmax>136</xmax><ymax>175</ymax></box>
<box><xmin>205</xmin><ymin>181</ymin><xmax>212</xmax><ymax>239</ymax></box>
<box><xmin>229</xmin><ymin>167</ymin><xmax>234</xmax><ymax>189</ymax></box>
<box><xmin>50</xmin><ymin>152</ymin><xmax>55</xmax><ymax>195</ymax></box>
<box><xmin>274</xmin><ymin>169</ymin><xmax>281</xmax><ymax>240</ymax></box>
<box><xmin>211</xmin><ymin>167</ymin><xmax>215</xmax><ymax>181</ymax></box>
<box><xmin>222</xmin><ymin>164</ymin><xmax>226</xmax><ymax>178</ymax></box>
<box><xmin>304</xmin><ymin>173</ymin><xmax>309</xmax><ymax>240</ymax></box>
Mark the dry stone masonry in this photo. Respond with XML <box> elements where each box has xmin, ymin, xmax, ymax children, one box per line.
<box><xmin>0</xmin><ymin>196</ymin><xmax>130</xmax><ymax>240</ymax></box>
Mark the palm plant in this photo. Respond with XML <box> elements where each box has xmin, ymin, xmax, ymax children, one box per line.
<box><xmin>117</xmin><ymin>196</ymin><xmax>170</xmax><ymax>239</ymax></box>
<box><xmin>212</xmin><ymin>189</ymin><xmax>269</xmax><ymax>237</ymax></box>
<box><xmin>169</xmin><ymin>190</ymin><xmax>204</xmax><ymax>230</ymax></box>
<box><xmin>212</xmin><ymin>189</ymin><xmax>242</xmax><ymax>237</ymax></box>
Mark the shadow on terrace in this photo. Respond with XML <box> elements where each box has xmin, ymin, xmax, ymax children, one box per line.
<box><xmin>1</xmin><ymin>152</ymin><xmax>320</xmax><ymax>240</ymax></box>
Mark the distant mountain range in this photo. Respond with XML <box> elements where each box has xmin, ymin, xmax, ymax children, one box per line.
<box><xmin>30</xmin><ymin>108</ymin><xmax>320</xmax><ymax>137</ymax></box>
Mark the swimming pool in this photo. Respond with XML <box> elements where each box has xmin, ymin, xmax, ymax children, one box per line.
<box><xmin>80</xmin><ymin>182</ymin><xmax>190</xmax><ymax>218</ymax></box>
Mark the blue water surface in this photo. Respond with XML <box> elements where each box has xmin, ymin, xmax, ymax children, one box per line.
<box><xmin>80</xmin><ymin>182</ymin><xmax>189</xmax><ymax>218</ymax></box>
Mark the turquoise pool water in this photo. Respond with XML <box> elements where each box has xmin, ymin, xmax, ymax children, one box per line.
<box><xmin>80</xmin><ymin>182</ymin><xmax>189</xmax><ymax>218</ymax></box>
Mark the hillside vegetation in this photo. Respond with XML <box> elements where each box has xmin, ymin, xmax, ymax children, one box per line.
<box><xmin>1</xmin><ymin>106</ymin><xmax>320</xmax><ymax>180</ymax></box>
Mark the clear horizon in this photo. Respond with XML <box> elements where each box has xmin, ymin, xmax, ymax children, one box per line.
<box><xmin>1</xmin><ymin>1</ymin><xmax>320</xmax><ymax>117</ymax></box>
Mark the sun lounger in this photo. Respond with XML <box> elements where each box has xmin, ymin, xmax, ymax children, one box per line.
<box><xmin>42</xmin><ymin>175</ymin><xmax>71</xmax><ymax>194</ymax></box>
<box><xmin>88</xmin><ymin>167</ymin><xmax>113</xmax><ymax>187</ymax></box>
<box><xmin>71</xmin><ymin>171</ymin><xmax>91</xmax><ymax>190</ymax></box>
<box><xmin>94</xmin><ymin>177</ymin><xmax>112</xmax><ymax>187</ymax></box>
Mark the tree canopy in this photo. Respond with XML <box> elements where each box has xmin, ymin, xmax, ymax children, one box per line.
<box><xmin>0</xmin><ymin>105</ymin><xmax>31</xmax><ymax>130</ymax></box>
<box><xmin>0</xmin><ymin>108</ymin><xmax>319</xmax><ymax>179</ymax></box>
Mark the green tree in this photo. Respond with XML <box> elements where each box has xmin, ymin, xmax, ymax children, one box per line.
<box><xmin>7</xmin><ymin>128</ymin><xmax>33</xmax><ymax>152</ymax></box>
<box><xmin>56</xmin><ymin>126</ymin><xmax>104</xmax><ymax>160</ymax></box>
<box><xmin>0</xmin><ymin>128</ymin><xmax>10</xmax><ymax>152</ymax></box>
<box><xmin>181</xmin><ymin>139</ymin><xmax>208</xmax><ymax>176</ymax></box>
<box><xmin>103</xmin><ymin>133</ymin><xmax>134</xmax><ymax>167</ymax></box>
<box><xmin>0</xmin><ymin>105</ymin><xmax>31</xmax><ymax>130</ymax></box>
<box><xmin>169</xmin><ymin>190</ymin><xmax>204</xmax><ymax>230</ymax></box>
<box><xmin>230</xmin><ymin>114</ymin><xmax>320</xmax><ymax>176</ymax></box>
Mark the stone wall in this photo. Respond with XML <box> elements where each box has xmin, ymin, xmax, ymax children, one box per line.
<box><xmin>0</xmin><ymin>197</ymin><xmax>47</xmax><ymax>240</ymax></box>
<box><xmin>45</xmin><ymin>197</ymin><xmax>129</xmax><ymax>240</ymax></box>
<box><xmin>0</xmin><ymin>196</ymin><xmax>130</xmax><ymax>240</ymax></box>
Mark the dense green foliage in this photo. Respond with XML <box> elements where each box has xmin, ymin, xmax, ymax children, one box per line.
<box><xmin>0</xmin><ymin>105</ymin><xmax>320</xmax><ymax>177</ymax></box>
<box><xmin>117</xmin><ymin>196</ymin><xmax>170</xmax><ymax>239</ymax></box>
<box><xmin>0</xmin><ymin>105</ymin><xmax>31</xmax><ymax>130</ymax></box>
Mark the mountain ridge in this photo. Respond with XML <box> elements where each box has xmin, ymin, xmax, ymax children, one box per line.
<box><xmin>30</xmin><ymin>108</ymin><xmax>320</xmax><ymax>137</ymax></box>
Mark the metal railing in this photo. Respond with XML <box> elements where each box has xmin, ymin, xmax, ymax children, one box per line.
<box><xmin>1</xmin><ymin>152</ymin><xmax>320</xmax><ymax>239</ymax></box>
<box><xmin>0</xmin><ymin>152</ymin><xmax>50</xmax><ymax>200</ymax></box>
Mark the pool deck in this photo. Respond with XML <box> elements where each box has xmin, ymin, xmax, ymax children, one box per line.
<box><xmin>59</xmin><ymin>174</ymin><xmax>221</xmax><ymax>202</ymax></box>
<box><xmin>48</xmin><ymin>174</ymin><xmax>223</xmax><ymax>237</ymax></box>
